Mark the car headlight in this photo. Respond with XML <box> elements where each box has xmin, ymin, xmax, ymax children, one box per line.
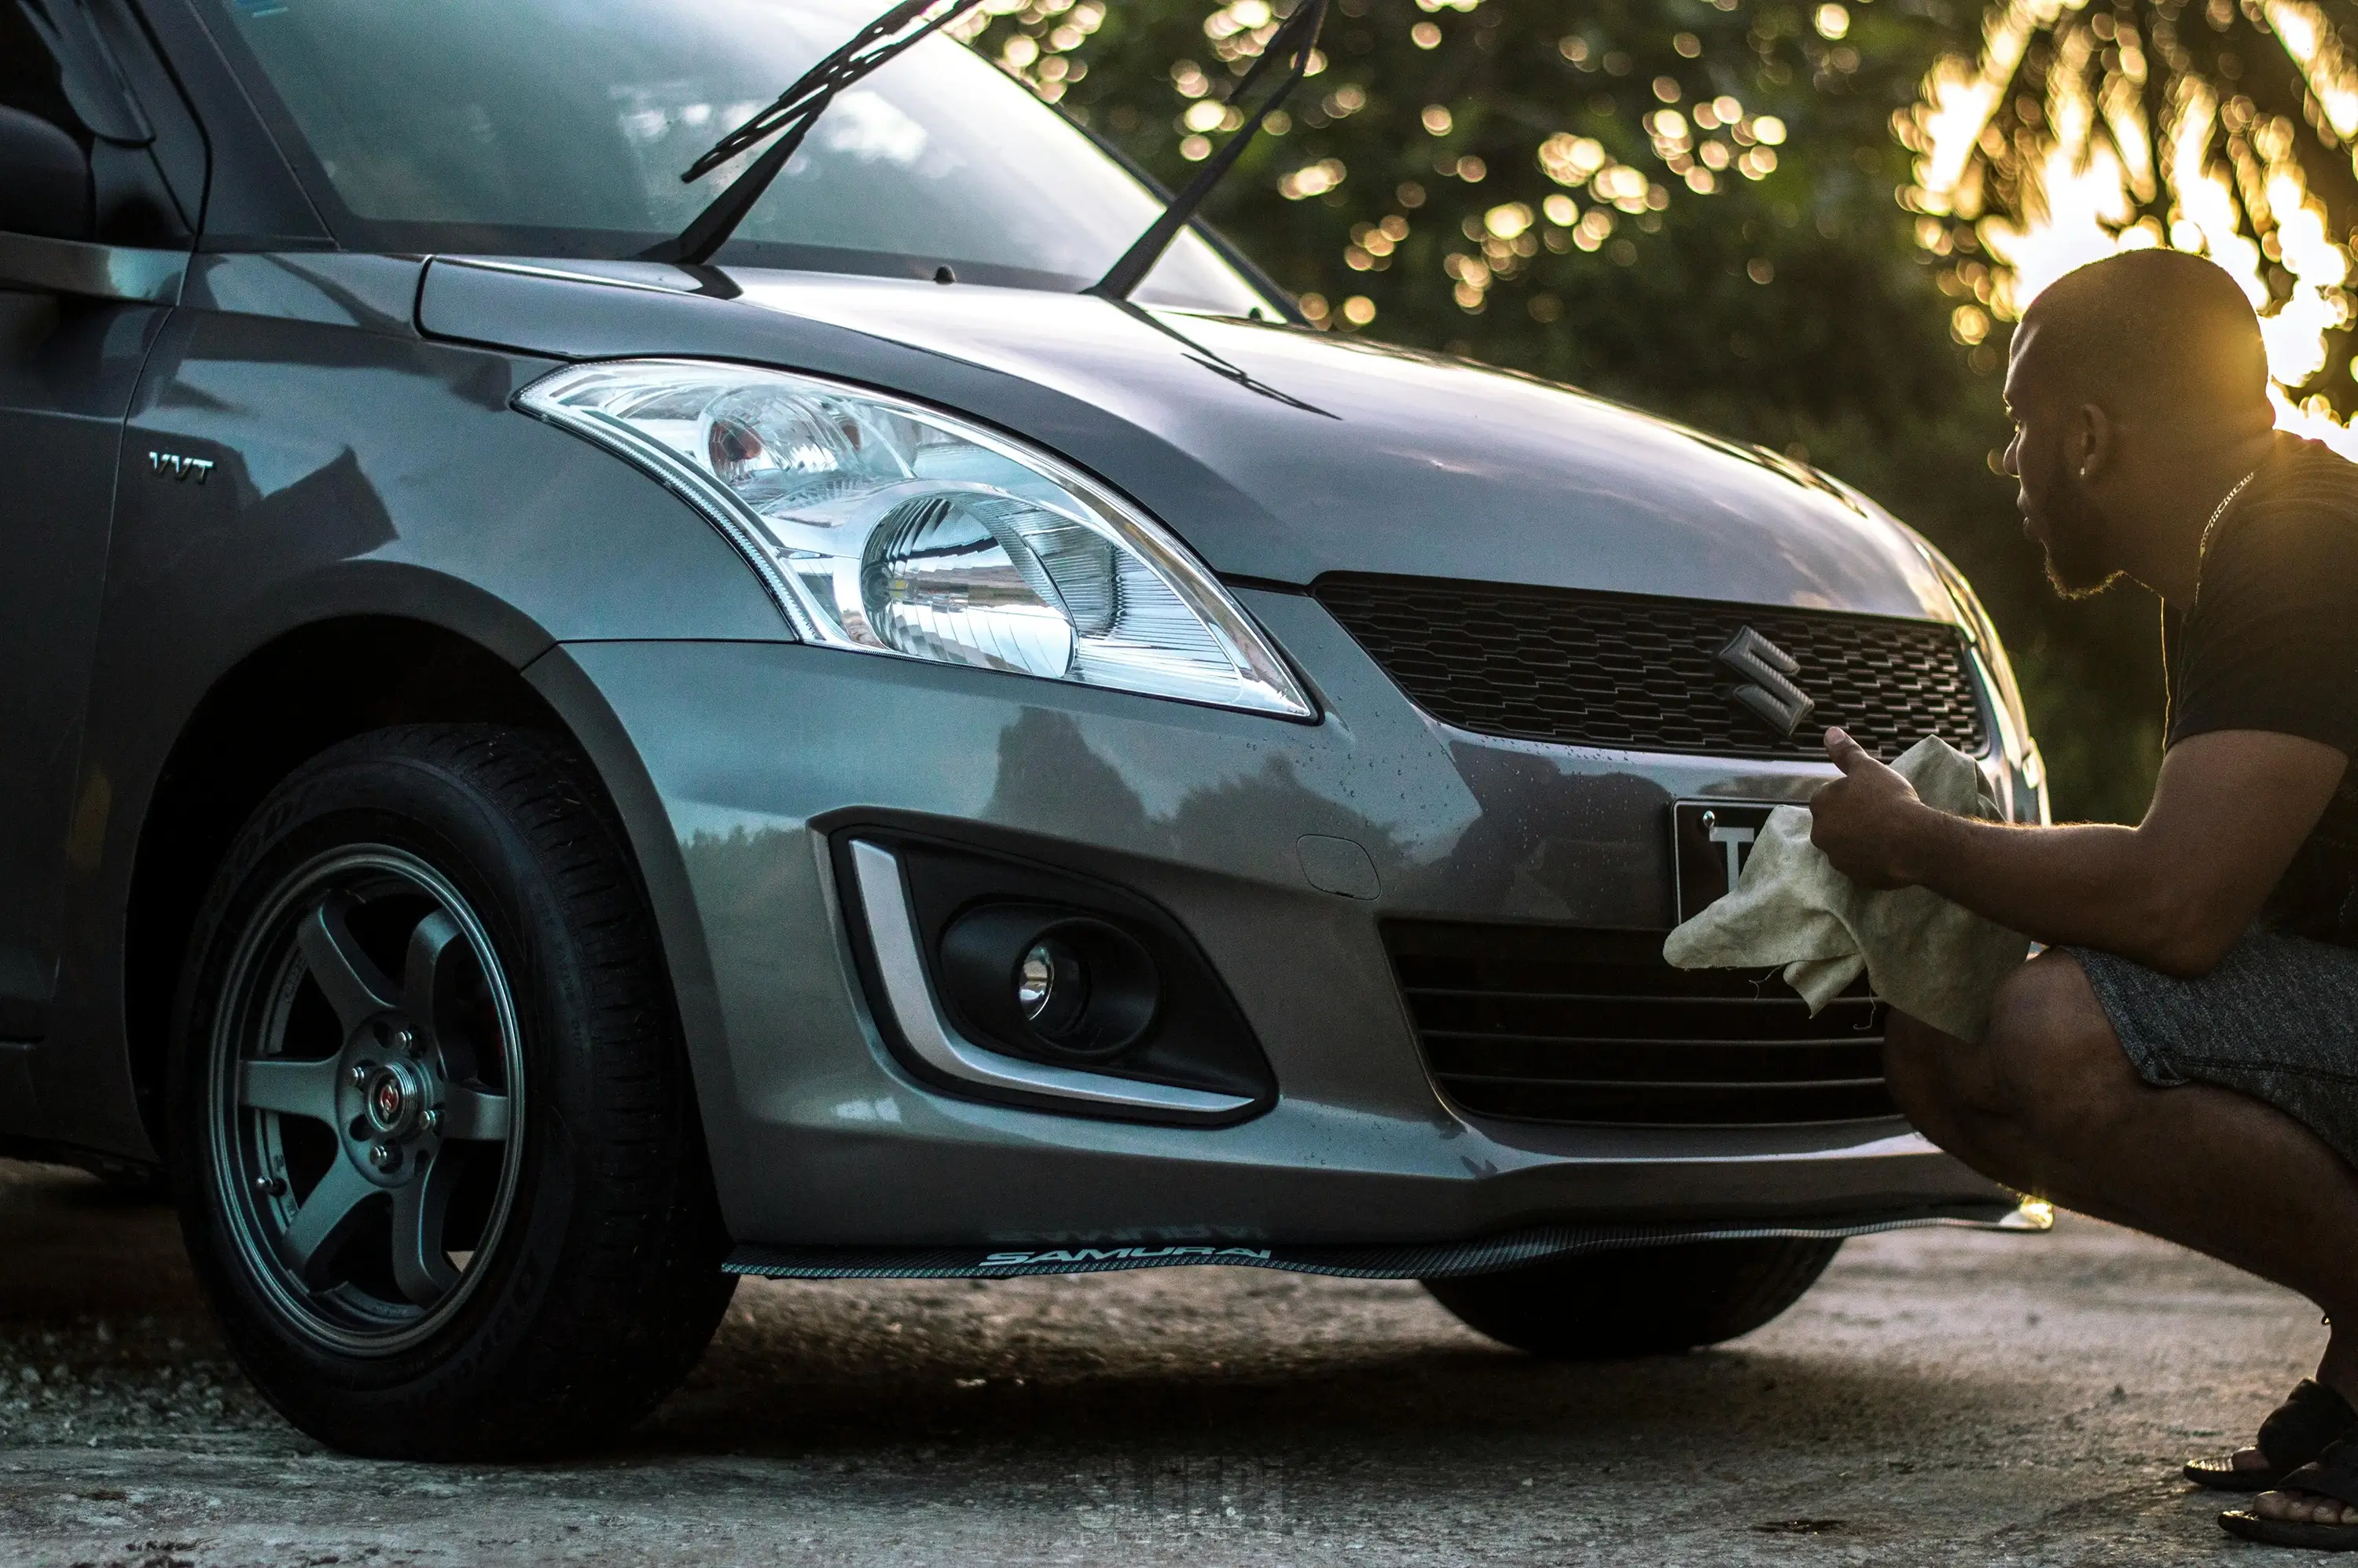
<box><xmin>517</xmin><ymin>360</ymin><xmax>1315</xmax><ymax>719</ymax></box>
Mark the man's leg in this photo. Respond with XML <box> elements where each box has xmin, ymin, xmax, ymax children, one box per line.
<box><xmin>1885</xmin><ymin>952</ymin><xmax>2358</xmax><ymax>1523</ymax></box>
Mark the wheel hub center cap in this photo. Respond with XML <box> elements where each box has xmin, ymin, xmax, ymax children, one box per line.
<box><xmin>363</xmin><ymin>1059</ymin><xmax>428</xmax><ymax>1139</ymax></box>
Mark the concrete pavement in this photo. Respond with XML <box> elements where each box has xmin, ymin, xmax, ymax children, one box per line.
<box><xmin>0</xmin><ymin>1160</ymin><xmax>2322</xmax><ymax>1566</ymax></box>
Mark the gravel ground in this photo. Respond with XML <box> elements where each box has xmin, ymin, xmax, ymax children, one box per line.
<box><xmin>0</xmin><ymin>1159</ymin><xmax>2327</xmax><ymax>1567</ymax></box>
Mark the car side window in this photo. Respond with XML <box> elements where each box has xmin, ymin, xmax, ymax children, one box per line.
<box><xmin>0</xmin><ymin>0</ymin><xmax>189</xmax><ymax>246</ymax></box>
<box><xmin>0</xmin><ymin>5</ymin><xmax>79</xmax><ymax>130</ymax></box>
<box><xmin>0</xmin><ymin>6</ymin><xmax>94</xmax><ymax>241</ymax></box>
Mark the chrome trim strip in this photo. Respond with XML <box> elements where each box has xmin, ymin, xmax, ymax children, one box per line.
<box><xmin>0</xmin><ymin>233</ymin><xmax>185</xmax><ymax>303</ymax></box>
<box><xmin>848</xmin><ymin>839</ymin><xmax>1257</xmax><ymax>1118</ymax></box>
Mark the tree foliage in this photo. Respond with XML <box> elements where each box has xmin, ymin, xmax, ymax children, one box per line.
<box><xmin>1902</xmin><ymin>0</ymin><xmax>2358</xmax><ymax>441</ymax></box>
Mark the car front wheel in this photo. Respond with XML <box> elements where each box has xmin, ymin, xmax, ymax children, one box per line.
<box><xmin>1421</xmin><ymin>1236</ymin><xmax>1842</xmax><ymax>1358</ymax></box>
<box><xmin>170</xmin><ymin>724</ymin><xmax>733</xmax><ymax>1459</ymax></box>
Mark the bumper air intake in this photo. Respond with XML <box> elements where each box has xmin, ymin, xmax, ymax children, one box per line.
<box><xmin>1385</xmin><ymin>920</ymin><xmax>1901</xmax><ymax>1129</ymax></box>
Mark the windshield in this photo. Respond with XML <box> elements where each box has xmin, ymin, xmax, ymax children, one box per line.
<box><xmin>202</xmin><ymin>0</ymin><xmax>1270</xmax><ymax>312</ymax></box>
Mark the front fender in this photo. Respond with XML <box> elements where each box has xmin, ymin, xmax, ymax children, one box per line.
<box><xmin>49</xmin><ymin>256</ymin><xmax>797</xmax><ymax>1154</ymax></box>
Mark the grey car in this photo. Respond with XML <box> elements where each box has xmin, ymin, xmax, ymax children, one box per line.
<box><xmin>0</xmin><ymin>0</ymin><xmax>2045</xmax><ymax>1458</ymax></box>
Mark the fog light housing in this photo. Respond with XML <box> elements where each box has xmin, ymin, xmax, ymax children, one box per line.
<box><xmin>833</xmin><ymin>828</ymin><xmax>1277</xmax><ymax>1123</ymax></box>
<box><xmin>940</xmin><ymin>906</ymin><xmax>1157</xmax><ymax>1060</ymax></box>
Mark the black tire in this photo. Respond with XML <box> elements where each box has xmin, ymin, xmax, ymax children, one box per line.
<box><xmin>1421</xmin><ymin>1236</ymin><xmax>1842</xmax><ymax>1358</ymax></box>
<box><xmin>168</xmin><ymin>724</ymin><xmax>734</xmax><ymax>1459</ymax></box>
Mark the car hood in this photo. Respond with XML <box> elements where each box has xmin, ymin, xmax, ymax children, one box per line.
<box><xmin>419</xmin><ymin>259</ymin><xmax>1957</xmax><ymax>622</ymax></box>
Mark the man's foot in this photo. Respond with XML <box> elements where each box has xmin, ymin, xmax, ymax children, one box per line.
<box><xmin>2184</xmin><ymin>1379</ymin><xmax>2358</xmax><ymax>1492</ymax></box>
<box><xmin>2253</xmin><ymin>1489</ymin><xmax>2358</xmax><ymax>1528</ymax></box>
<box><xmin>2198</xmin><ymin>1444</ymin><xmax>2320</xmax><ymax>1485</ymax></box>
<box><xmin>2221</xmin><ymin>1434</ymin><xmax>2358</xmax><ymax>1550</ymax></box>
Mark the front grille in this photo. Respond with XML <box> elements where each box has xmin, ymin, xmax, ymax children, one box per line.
<box><xmin>1386</xmin><ymin>921</ymin><xmax>1897</xmax><ymax>1128</ymax></box>
<box><xmin>1314</xmin><ymin>574</ymin><xmax>1987</xmax><ymax>759</ymax></box>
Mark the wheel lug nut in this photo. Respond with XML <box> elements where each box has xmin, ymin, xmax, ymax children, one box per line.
<box><xmin>349</xmin><ymin>1063</ymin><xmax>374</xmax><ymax>1088</ymax></box>
<box><xmin>421</xmin><ymin>1109</ymin><xmax>441</xmax><ymax>1136</ymax></box>
<box><xmin>369</xmin><ymin>1140</ymin><xmax>399</xmax><ymax>1172</ymax></box>
<box><xmin>390</xmin><ymin>1025</ymin><xmax>417</xmax><ymax>1056</ymax></box>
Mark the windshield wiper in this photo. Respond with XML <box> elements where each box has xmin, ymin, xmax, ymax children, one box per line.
<box><xmin>640</xmin><ymin>0</ymin><xmax>983</xmax><ymax>266</ymax></box>
<box><xmin>1087</xmin><ymin>0</ymin><xmax>1328</xmax><ymax>302</ymax></box>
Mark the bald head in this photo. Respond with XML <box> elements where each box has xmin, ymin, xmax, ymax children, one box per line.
<box><xmin>2014</xmin><ymin>250</ymin><xmax>2271</xmax><ymax>428</ymax></box>
<box><xmin>2001</xmin><ymin>249</ymin><xmax>2286</xmax><ymax>601</ymax></box>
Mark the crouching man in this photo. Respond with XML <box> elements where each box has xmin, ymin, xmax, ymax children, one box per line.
<box><xmin>1807</xmin><ymin>248</ymin><xmax>2358</xmax><ymax>1551</ymax></box>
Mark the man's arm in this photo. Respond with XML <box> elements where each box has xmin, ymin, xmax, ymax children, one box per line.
<box><xmin>1807</xmin><ymin>725</ymin><xmax>2347</xmax><ymax>976</ymax></box>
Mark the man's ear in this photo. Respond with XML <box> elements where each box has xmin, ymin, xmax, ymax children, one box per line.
<box><xmin>2072</xmin><ymin>402</ymin><xmax>2115</xmax><ymax>480</ymax></box>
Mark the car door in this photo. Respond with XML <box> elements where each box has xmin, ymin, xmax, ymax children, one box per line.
<box><xmin>0</xmin><ymin>0</ymin><xmax>197</xmax><ymax>1052</ymax></box>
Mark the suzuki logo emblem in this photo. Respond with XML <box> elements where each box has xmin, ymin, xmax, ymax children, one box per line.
<box><xmin>1717</xmin><ymin>626</ymin><xmax>1816</xmax><ymax>740</ymax></box>
<box><xmin>148</xmin><ymin>450</ymin><xmax>215</xmax><ymax>484</ymax></box>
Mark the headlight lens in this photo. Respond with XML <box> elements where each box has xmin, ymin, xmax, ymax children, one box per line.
<box><xmin>517</xmin><ymin>360</ymin><xmax>1314</xmax><ymax>719</ymax></box>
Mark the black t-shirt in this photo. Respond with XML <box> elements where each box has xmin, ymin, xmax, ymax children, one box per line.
<box><xmin>2165</xmin><ymin>432</ymin><xmax>2358</xmax><ymax>942</ymax></box>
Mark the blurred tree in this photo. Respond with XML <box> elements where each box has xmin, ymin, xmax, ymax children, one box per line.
<box><xmin>1902</xmin><ymin>0</ymin><xmax>2358</xmax><ymax>440</ymax></box>
<box><xmin>953</xmin><ymin>0</ymin><xmax>2171</xmax><ymax>820</ymax></box>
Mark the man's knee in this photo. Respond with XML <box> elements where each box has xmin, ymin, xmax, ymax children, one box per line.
<box><xmin>1978</xmin><ymin>952</ymin><xmax>2145</xmax><ymax>1148</ymax></box>
<box><xmin>1881</xmin><ymin>1012</ymin><xmax>1980</xmax><ymax>1142</ymax></box>
<box><xmin>1882</xmin><ymin>1009</ymin><xmax>2032</xmax><ymax>1175</ymax></box>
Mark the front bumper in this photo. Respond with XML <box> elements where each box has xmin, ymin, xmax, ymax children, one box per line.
<box><xmin>553</xmin><ymin>589</ymin><xmax>2021</xmax><ymax>1247</ymax></box>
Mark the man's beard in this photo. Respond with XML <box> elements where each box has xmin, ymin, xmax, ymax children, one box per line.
<box><xmin>2036</xmin><ymin>457</ymin><xmax>2123</xmax><ymax>600</ymax></box>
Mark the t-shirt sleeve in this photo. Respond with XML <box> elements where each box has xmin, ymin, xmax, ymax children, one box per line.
<box><xmin>2171</xmin><ymin>482</ymin><xmax>2358</xmax><ymax>755</ymax></box>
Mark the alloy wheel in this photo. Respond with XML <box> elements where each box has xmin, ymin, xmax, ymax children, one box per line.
<box><xmin>208</xmin><ymin>846</ymin><xmax>526</xmax><ymax>1355</ymax></box>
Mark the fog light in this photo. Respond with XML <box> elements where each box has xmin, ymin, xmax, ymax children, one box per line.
<box><xmin>938</xmin><ymin>905</ymin><xmax>1155</xmax><ymax>1061</ymax></box>
<box><xmin>837</xmin><ymin>831</ymin><xmax>1279</xmax><ymax>1120</ymax></box>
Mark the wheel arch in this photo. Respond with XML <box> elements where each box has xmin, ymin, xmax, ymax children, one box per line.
<box><xmin>120</xmin><ymin>616</ymin><xmax>725</xmax><ymax>1170</ymax></box>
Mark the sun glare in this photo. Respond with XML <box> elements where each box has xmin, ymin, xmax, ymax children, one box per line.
<box><xmin>1902</xmin><ymin>0</ymin><xmax>2358</xmax><ymax>454</ymax></box>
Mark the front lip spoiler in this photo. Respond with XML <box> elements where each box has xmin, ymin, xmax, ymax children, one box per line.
<box><xmin>723</xmin><ymin>1199</ymin><xmax>2050</xmax><ymax>1280</ymax></box>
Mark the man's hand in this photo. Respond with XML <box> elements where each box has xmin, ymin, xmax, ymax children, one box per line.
<box><xmin>1792</xmin><ymin>726</ymin><xmax>2341</xmax><ymax>974</ymax></box>
<box><xmin>1808</xmin><ymin>727</ymin><xmax>1934</xmax><ymax>889</ymax></box>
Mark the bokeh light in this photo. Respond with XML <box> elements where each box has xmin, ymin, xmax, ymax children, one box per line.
<box><xmin>956</xmin><ymin>0</ymin><xmax>1831</xmax><ymax>326</ymax></box>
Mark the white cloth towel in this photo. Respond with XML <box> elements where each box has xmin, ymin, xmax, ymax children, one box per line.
<box><xmin>1662</xmin><ymin>735</ymin><xmax>2031</xmax><ymax>1041</ymax></box>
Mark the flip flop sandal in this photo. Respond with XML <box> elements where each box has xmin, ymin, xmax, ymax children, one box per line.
<box><xmin>2187</xmin><ymin>1379</ymin><xmax>2358</xmax><ymax>1492</ymax></box>
<box><xmin>2222</xmin><ymin>1433</ymin><xmax>2358</xmax><ymax>1550</ymax></box>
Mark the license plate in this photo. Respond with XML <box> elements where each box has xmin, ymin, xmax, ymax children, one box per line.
<box><xmin>1671</xmin><ymin>801</ymin><xmax>1785</xmax><ymax>924</ymax></box>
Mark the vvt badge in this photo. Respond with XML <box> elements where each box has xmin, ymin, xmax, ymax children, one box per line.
<box><xmin>1717</xmin><ymin>626</ymin><xmax>1815</xmax><ymax>740</ymax></box>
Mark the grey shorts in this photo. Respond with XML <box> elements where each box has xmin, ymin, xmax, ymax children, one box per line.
<box><xmin>2073</xmin><ymin>931</ymin><xmax>2358</xmax><ymax>1170</ymax></box>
